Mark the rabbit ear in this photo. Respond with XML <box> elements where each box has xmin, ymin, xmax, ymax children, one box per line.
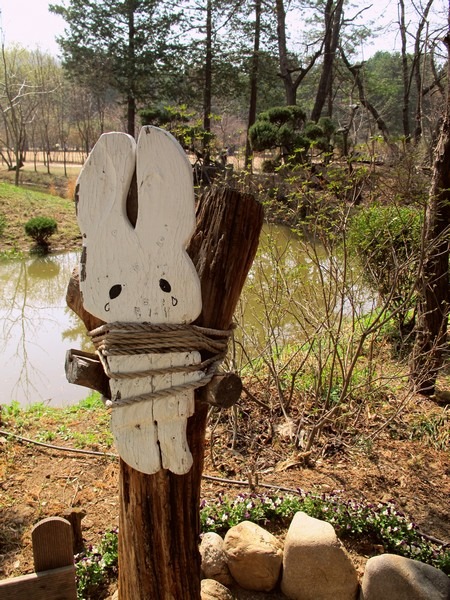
<box><xmin>135</xmin><ymin>126</ymin><xmax>195</xmax><ymax>243</ymax></box>
<box><xmin>76</xmin><ymin>132</ymin><xmax>136</xmax><ymax>237</ymax></box>
<box><xmin>134</xmin><ymin>126</ymin><xmax>202</xmax><ymax>324</ymax></box>
<box><xmin>76</xmin><ymin>132</ymin><xmax>136</xmax><ymax>320</ymax></box>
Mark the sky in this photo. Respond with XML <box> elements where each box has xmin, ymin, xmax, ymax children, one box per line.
<box><xmin>0</xmin><ymin>0</ymin><xmax>66</xmax><ymax>56</ymax></box>
<box><xmin>0</xmin><ymin>0</ymin><xmax>446</xmax><ymax>60</ymax></box>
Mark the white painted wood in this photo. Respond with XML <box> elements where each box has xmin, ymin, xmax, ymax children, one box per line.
<box><xmin>76</xmin><ymin>126</ymin><xmax>202</xmax><ymax>474</ymax></box>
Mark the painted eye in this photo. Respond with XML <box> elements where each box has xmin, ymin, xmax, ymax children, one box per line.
<box><xmin>159</xmin><ymin>278</ymin><xmax>171</xmax><ymax>293</ymax></box>
<box><xmin>109</xmin><ymin>284</ymin><xmax>123</xmax><ymax>300</ymax></box>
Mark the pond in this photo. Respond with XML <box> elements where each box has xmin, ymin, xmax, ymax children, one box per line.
<box><xmin>0</xmin><ymin>251</ymin><xmax>90</xmax><ymax>407</ymax></box>
<box><xmin>0</xmin><ymin>226</ymin><xmax>370</xmax><ymax>408</ymax></box>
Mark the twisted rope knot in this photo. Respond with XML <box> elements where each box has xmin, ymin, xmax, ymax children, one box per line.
<box><xmin>88</xmin><ymin>322</ymin><xmax>234</xmax><ymax>408</ymax></box>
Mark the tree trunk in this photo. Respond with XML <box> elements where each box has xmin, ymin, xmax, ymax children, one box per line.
<box><xmin>275</xmin><ymin>0</ymin><xmax>296</xmax><ymax>106</ymax></box>
<box><xmin>275</xmin><ymin>0</ymin><xmax>322</xmax><ymax>108</ymax></box>
<box><xmin>127</xmin><ymin>3</ymin><xmax>136</xmax><ymax>137</ymax></box>
<box><xmin>311</xmin><ymin>0</ymin><xmax>343</xmax><ymax>123</ymax></box>
<box><xmin>245</xmin><ymin>0</ymin><xmax>262</xmax><ymax>170</ymax></box>
<box><xmin>203</xmin><ymin>0</ymin><xmax>213</xmax><ymax>165</ymax></box>
<box><xmin>410</xmin><ymin>30</ymin><xmax>450</xmax><ymax>395</ymax></box>
<box><xmin>413</xmin><ymin>0</ymin><xmax>434</xmax><ymax>144</ymax></box>
<box><xmin>399</xmin><ymin>0</ymin><xmax>412</xmax><ymax>143</ymax></box>
<box><xmin>67</xmin><ymin>187</ymin><xmax>263</xmax><ymax>598</ymax></box>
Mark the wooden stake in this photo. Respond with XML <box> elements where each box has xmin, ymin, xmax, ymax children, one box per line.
<box><xmin>117</xmin><ymin>187</ymin><xmax>263</xmax><ymax>599</ymax></box>
<box><xmin>67</xmin><ymin>184</ymin><xmax>263</xmax><ymax>596</ymax></box>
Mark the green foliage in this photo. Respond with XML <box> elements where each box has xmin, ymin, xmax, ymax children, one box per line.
<box><xmin>1</xmin><ymin>394</ymin><xmax>113</xmax><ymax>450</ymax></box>
<box><xmin>75</xmin><ymin>529</ymin><xmax>118</xmax><ymax>599</ymax></box>
<box><xmin>347</xmin><ymin>204</ymin><xmax>423</xmax><ymax>331</ymax></box>
<box><xmin>74</xmin><ymin>490</ymin><xmax>449</xmax><ymax>597</ymax></box>
<box><xmin>24</xmin><ymin>216</ymin><xmax>57</xmax><ymax>247</ymax></box>
<box><xmin>259</xmin><ymin>105</ymin><xmax>306</xmax><ymax>127</ymax></box>
<box><xmin>409</xmin><ymin>410</ymin><xmax>450</xmax><ymax>450</ymax></box>
<box><xmin>0</xmin><ymin>213</ymin><xmax>5</xmax><ymax>237</ymax></box>
<box><xmin>75</xmin><ymin>392</ymin><xmax>104</xmax><ymax>411</ymax></box>
<box><xmin>363</xmin><ymin>51</ymin><xmax>415</xmax><ymax>137</ymax></box>
<box><xmin>140</xmin><ymin>105</ymin><xmax>190</xmax><ymax>127</ymax></box>
<box><xmin>50</xmin><ymin>0</ymin><xmax>180</xmax><ymax>132</ymax></box>
<box><xmin>248</xmin><ymin>119</ymin><xmax>278</xmax><ymax>152</ymax></box>
<box><xmin>140</xmin><ymin>104</ymin><xmax>218</xmax><ymax>160</ymax></box>
<box><xmin>249</xmin><ymin>106</ymin><xmax>335</xmax><ymax>168</ymax></box>
<box><xmin>200</xmin><ymin>492</ymin><xmax>450</xmax><ymax>574</ymax></box>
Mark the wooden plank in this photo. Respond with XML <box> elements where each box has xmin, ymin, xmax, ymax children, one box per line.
<box><xmin>32</xmin><ymin>518</ymin><xmax>74</xmax><ymax>572</ymax></box>
<box><xmin>65</xmin><ymin>349</ymin><xmax>110</xmax><ymax>398</ymax></box>
<box><xmin>0</xmin><ymin>565</ymin><xmax>77</xmax><ymax>600</ymax></box>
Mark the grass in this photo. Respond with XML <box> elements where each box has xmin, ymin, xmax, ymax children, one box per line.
<box><xmin>0</xmin><ymin>162</ymin><xmax>81</xmax><ymax>192</ymax></box>
<box><xmin>0</xmin><ymin>179</ymin><xmax>80</xmax><ymax>255</ymax></box>
<box><xmin>0</xmin><ymin>393</ymin><xmax>114</xmax><ymax>450</ymax></box>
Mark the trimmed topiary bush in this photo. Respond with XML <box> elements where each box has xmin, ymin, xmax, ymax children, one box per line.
<box><xmin>24</xmin><ymin>216</ymin><xmax>57</xmax><ymax>249</ymax></box>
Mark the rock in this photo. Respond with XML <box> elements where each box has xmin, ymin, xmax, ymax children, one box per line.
<box><xmin>281</xmin><ymin>511</ymin><xmax>359</xmax><ymax>600</ymax></box>
<box><xmin>201</xmin><ymin>578</ymin><xmax>234</xmax><ymax>600</ymax></box>
<box><xmin>200</xmin><ymin>531</ymin><xmax>233</xmax><ymax>585</ymax></box>
<box><xmin>223</xmin><ymin>521</ymin><xmax>283</xmax><ymax>592</ymax></box>
<box><xmin>360</xmin><ymin>553</ymin><xmax>450</xmax><ymax>599</ymax></box>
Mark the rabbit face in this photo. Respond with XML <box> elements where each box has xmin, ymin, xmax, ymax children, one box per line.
<box><xmin>76</xmin><ymin>127</ymin><xmax>202</xmax><ymax>325</ymax></box>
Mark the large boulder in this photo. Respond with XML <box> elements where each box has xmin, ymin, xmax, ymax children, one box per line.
<box><xmin>281</xmin><ymin>511</ymin><xmax>359</xmax><ymax>600</ymax></box>
<box><xmin>223</xmin><ymin>521</ymin><xmax>283</xmax><ymax>592</ymax></box>
<box><xmin>360</xmin><ymin>554</ymin><xmax>450</xmax><ymax>600</ymax></box>
<box><xmin>200</xmin><ymin>531</ymin><xmax>233</xmax><ymax>585</ymax></box>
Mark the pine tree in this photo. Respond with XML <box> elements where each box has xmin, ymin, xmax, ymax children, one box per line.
<box><xmin>50</xmin><ymin>0</ymin><xmax>181</xmax><ymax>135</ymax></box>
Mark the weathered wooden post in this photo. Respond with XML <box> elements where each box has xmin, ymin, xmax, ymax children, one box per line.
<box><xmin>66</xmin><ymin>125</ymin><xmax>263</xmax><ymax>598</ymax></box>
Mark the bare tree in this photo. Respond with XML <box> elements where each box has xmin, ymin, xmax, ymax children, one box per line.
<box><xmin>0</xmin><ymin>45</ymin><xmax>41</xmax><ymax>185</ymax></box>
<box><xmin>410</xmin><ymin>5</ymin><xmax>450</xmax><ymax>395</ymax></box>
<box><xmin>340</xmin><ymin>49</ymin><xmax>391</xmax><ymax>143</ymax></box>
<box><xmin>275</xmin><ymin>0</ymin><xmax>322</xmax><ymax>105</ymax></box>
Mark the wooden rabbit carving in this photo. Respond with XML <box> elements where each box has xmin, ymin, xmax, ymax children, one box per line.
<box><xmin>76</xmin><ymin>126</ymin><xmax>202</xmax><ymax>474</ymax></box>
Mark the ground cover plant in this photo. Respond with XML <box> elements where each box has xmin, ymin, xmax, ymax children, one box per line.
<box><xmin>74</xmin><ymin>488</ymin><xmax>449</xmax><ymax>599</ymax></box>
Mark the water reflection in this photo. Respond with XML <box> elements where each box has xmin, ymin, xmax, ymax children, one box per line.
<box><xmin>0</xmin><ymin>227</ymin><xmax>371</xmax><ymax>408</ymax></box>
<box><xmin>0</xmin><ymin>251</ymin><xmax>91</xmax><ymax>407</ymax></box>
<box><xmin>236</xmin><ymin>223</ymin><xmax>372</xmax><ymax>364</ymax></box>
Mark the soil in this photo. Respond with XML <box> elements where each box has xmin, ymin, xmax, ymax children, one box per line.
<box><xmin>0</xmin><ymin>390</ymin><xmax>449</xmax><ymax>598</ymax></box>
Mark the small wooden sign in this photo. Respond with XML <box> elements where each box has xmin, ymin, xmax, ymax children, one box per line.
<box><xmin>0</xmin><ymin>518</ymin><xmax>76</xmax><ymax>600</ymax></box>
<box><xmin>75</xmin><ymin>126</ymin><xmax>202</xmax><ymax>474</ymax></box>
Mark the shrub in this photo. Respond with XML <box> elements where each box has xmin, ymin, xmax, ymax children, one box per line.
<box><xmin>24</xmin><ymin>216</ymin><xmax>58</xmax><ymax>248</ymax></box>
<box><xmin>347</xmin><ymin>204</ymin><xmax>423</xmax><ymax>334</ymax></box>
